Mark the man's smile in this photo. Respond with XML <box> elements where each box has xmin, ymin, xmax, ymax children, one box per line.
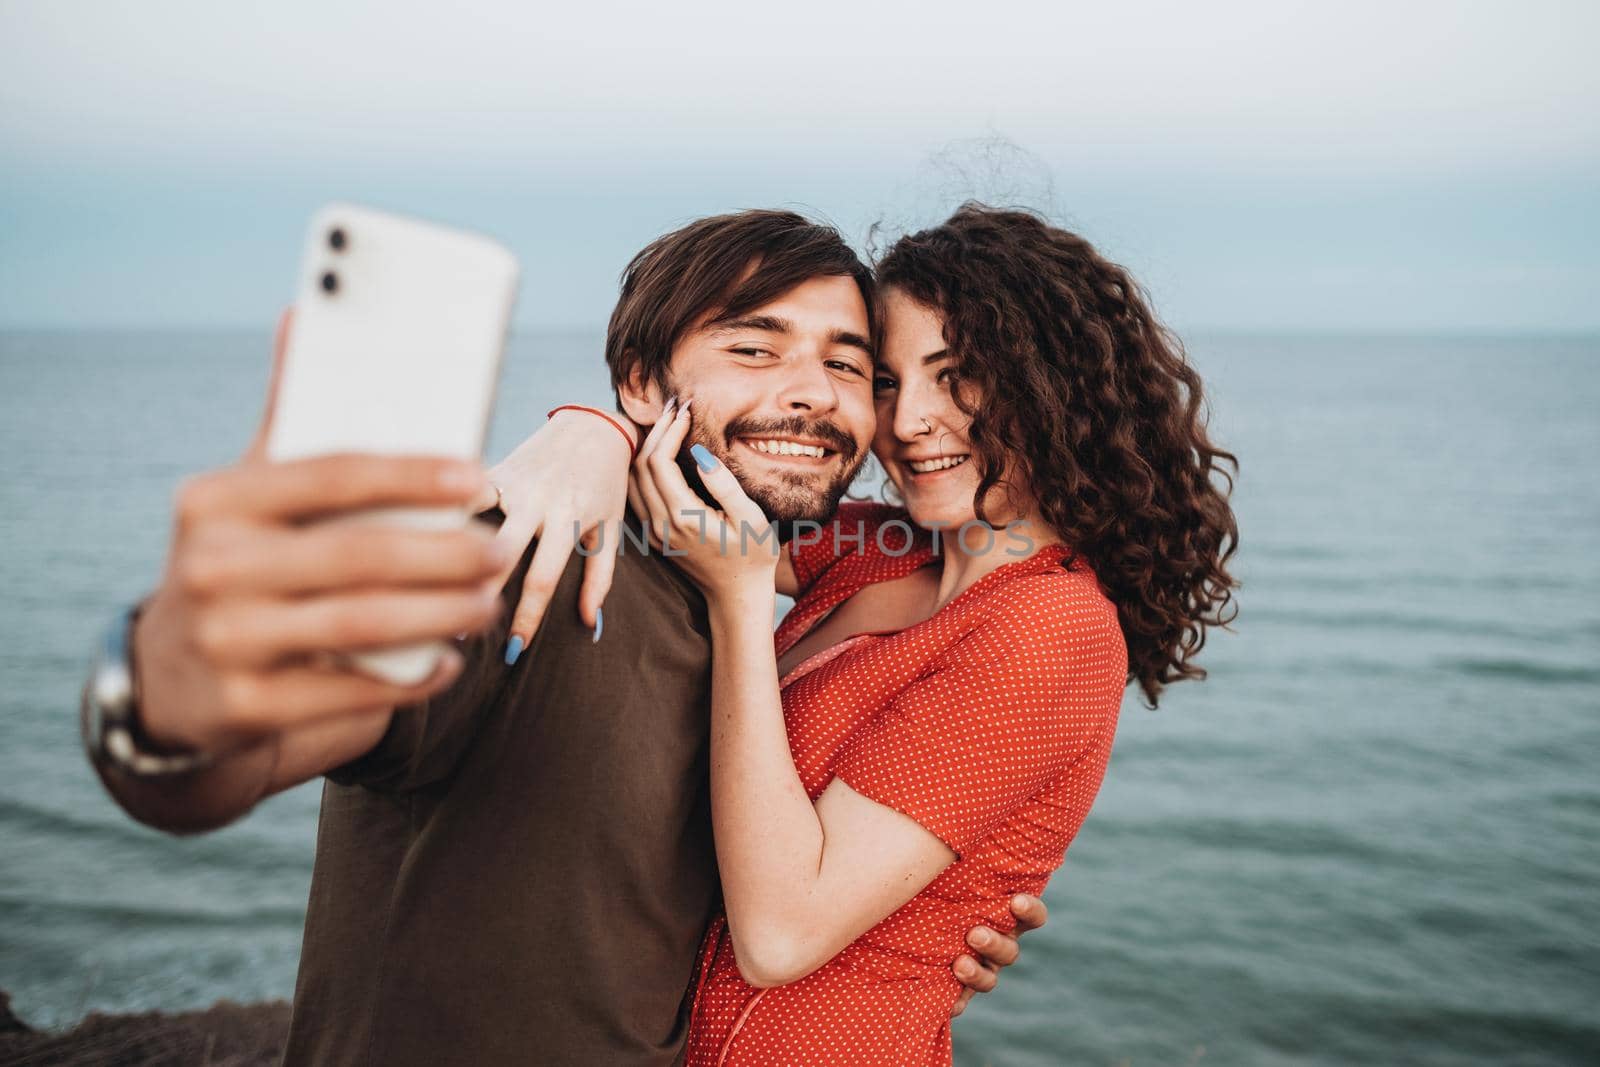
<box><xmin>733</xmin><ymin>434</ymin><xmax>839</xmax><ymax>464</ymax></box>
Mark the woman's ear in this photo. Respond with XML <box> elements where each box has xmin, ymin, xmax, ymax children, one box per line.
<box><xmin>617</xmin><ymin>356</ymin><xmax>668</xmax><ymax>426</ymax></box>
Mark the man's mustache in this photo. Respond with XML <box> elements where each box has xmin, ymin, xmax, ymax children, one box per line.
<box><xmin>719</xmin><ymin>415</ymin><xmax>859</xmax><ymax>462</ymax></box>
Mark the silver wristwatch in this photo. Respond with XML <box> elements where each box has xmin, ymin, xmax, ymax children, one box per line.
<box><xmin>81</xmin><ymin>603</ymin><xmax>214</xmax><ymax>777</ymax></box>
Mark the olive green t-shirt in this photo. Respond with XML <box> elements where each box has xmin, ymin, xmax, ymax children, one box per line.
<box><xmin>282</xmin><ymin>513</ymin><xmax>716</xmax><ymax>1065</ymax></box>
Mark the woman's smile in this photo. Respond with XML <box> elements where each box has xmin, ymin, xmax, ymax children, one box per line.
<box><xmin>901</xmin><ymin>452</ymin><xmax>970</xmax><ymax>477</ymax></box>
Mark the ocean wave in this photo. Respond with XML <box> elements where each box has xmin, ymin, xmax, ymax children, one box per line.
<box><xmin>1250</xmin><ymin>544</ymin><xmax>1345</xmax><ymax>562</ymax></box>
<box><xmin>0</xmin><ymin>889</ymin><xmax>305</xmax><ymax>927</ymax></box>
<box><xmin>1090</xmin><ymin>815</ymin><xmax>1392</xmax><ymax>864</ymax></box>
<box><xmin>1251</xmin><ymin>992</ymin><xmax>1600</xmax><ymax>1065</ymax></box>
<box><xmin>1245</xmin><ymin>606</ymin><xmax>1576</xmax><ymax>643</ymax></box>
<box><xmin>0</xmin><ymin>794</ymin><xmax>140</xmax><ymax>849</ymax></box>
<box><xmin>1437</xmin><ymin>657</ymin><xmax>1600</xmax><ymax>685</ymax></box>
<box><xmin>0</xmin><ymin>795</ymin><xmax>309</xmax><ymax>879</ymax></box>
<box><xmin>0</xmin><ymin>891</ymin><xmax>305</xmax><ymax>930</ymax></box>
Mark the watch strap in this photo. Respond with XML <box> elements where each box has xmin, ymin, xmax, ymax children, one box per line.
<box><xmin>82</xmin><ymin>603</ymin><xmax>214</xmax><ymax>778</ymax></box>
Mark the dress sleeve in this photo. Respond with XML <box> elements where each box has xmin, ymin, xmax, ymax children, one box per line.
<box><xmin>787</xmin><ymin>502</ymin><xmax>924</xmax><ymax>597</ymax></box>
<box><xmin>834</xmin><ymin>573</ymin><xmax>1126</xmax><ymax>856</ymax></box>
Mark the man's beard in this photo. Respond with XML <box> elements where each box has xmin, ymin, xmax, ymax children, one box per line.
<box><xmin>678</xmin><ymin>410</ymin><xmax>863</xmax><ymax>544</ymax></box>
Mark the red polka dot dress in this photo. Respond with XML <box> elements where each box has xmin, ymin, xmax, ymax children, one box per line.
<box><xmin>684</xmin><ymin>504</ymin><xmax>1128</xmax><ymax>1066</ymax></box>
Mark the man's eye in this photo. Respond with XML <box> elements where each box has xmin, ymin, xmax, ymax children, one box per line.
<box><xmin>732</xmin><ymin>347</ymin><xmax>775</xmax><ymax>358</ymax></box>
<box><xmin>873</xmin><ymin>376</ymin><xmax>898</xmax><ymax>394</ymax></box>
<box><xmin>826</xmin><ymin>359</ymin><xmax>865</xmax><ymax>377</ymax></box>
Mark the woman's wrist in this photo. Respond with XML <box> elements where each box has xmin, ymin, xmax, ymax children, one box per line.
<box><xmin>547</xmin><ymin>404</ymin><xmax>640</xmax><ymax>457</ymax></box>
<box><xmin>706</xmin><ymin>577</ymin><xmax>777</xmax><ymax>621</ymax></box>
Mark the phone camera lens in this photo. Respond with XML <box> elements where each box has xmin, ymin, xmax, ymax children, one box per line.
<box><xmin>327</xmin><ymin>227</ymin><xmax>347</xmax><ymax>252</ymax></box>
<box><xmin>320</xmin><ymin>271</ymin><xmax>339</xmax><ymax>294</ymax></box>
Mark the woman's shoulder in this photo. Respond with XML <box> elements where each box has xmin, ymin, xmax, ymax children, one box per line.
<box><xmin>816</xmin><ymin>501</ymin><xmax>918</xmax><ymax>540</ymax></box>
<box><xmin>956</xmin><ymin>549</ymin><xmax>1126</xmax><ymax>675</ymax></box>
<box><xmin>789</xmin><ymin>502</ymin><xmax>929</xmax><ymax>589</ymax></box>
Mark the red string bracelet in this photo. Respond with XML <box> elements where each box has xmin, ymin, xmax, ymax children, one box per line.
<box><xmin>546</xmin><ymin>404</ymin><xmax>642</xmax><ymax>458</ymax></box>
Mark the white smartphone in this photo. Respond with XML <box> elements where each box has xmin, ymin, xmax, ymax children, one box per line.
<box><xmin>267</xmin><ymin>203</ymin><xmax>519</xmax><ymax>685</ymax></box>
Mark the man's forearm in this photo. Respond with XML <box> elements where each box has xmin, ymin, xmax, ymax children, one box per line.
<box><xmin>84</xmin><ymin>418</ymin><xmax>499</xmax><ymax>835</ymax></box>
<box><xmin>91</xmin><ymin>704</ymin><xmax>394</xmax><ymax>834</ymax></box>
<box><xmin>90</xmin><ymin>735</ymin><xmax>281</xmax><ymax>836</ymax></box>
<box><xmin>95</xmin><ymin>580</ymin><xmax>408</xmax><ymax>835</ymax></box>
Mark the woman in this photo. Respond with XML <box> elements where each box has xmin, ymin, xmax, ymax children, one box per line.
<box><xmin>500</xmin><ymin>204</ymin><xmax>1236</xmax><ymax>1063</ymax></box>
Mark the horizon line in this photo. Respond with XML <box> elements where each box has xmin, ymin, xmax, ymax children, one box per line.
<box><xmin>3</xmin><ymin>323</ymin><xmax>1598</xmax><ymax>342</ymax></box>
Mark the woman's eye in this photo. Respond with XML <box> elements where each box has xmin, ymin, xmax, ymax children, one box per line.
<box><xmin>872</xmin><ymin>376</ymin><xmax>898</xmax><ymax>394</ymax></box>
<box><xmin>937</xmin><ymin>367</ymin><xmax>959</xmax><ymax>388</ymax></box>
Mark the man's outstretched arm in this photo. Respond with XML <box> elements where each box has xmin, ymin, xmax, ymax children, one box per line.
<box><xmin>88</xmin><ymin>320</ymin><xmax>508</xmax><ymax>833</ymax></box>
<box><xmin>92</xmin><ymin>451</ymin><xmax>507</xmax><ymax>834</ymax></box>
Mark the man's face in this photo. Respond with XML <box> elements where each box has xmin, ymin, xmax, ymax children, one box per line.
<box><xmin>665</xmin><ymin>274</ymin><xmax>876</xmax><ymax>530</ymax></box>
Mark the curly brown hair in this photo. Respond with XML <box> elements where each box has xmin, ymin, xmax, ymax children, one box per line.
<box><xmin>875</xmin><ymin>203</ymin><xmax>1238</xmax><ymax>707</ymax></box>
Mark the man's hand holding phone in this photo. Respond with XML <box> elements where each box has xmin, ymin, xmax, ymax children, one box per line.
<box><xmin>87</xmin><ymin>206</ymin><xmax>519</xmax><ymax>833</ymax></box>
<box><xmin>124</xmin><ymin>316</ymin><xmax>509</xmax><ymax>808</ymax></box>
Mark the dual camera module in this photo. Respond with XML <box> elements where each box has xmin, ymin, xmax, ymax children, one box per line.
<box><xmin>319</xmin><ymin>227</ymin><xmax>348</xmax><ymax>294</ymax></box>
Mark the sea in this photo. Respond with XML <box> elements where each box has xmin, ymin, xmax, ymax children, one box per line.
<box><xmin>1</xmin><ymin>330</ymin><xmax>1596</xmax><ymax>1066</ymax></box>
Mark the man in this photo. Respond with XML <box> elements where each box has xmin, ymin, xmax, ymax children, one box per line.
<box><xmin>83</xmin><ymin>210</ymin><xmax>1041</xmax><ymax>1065</ymax></box>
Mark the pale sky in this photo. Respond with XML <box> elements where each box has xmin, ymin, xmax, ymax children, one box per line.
<box><xmin>2</xmin><ymin>0</ymin><xmax>1596</xmax><ymax>331</ymax></box>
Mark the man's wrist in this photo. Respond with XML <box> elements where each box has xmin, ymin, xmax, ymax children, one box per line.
<box><xmin>125</xmin><ymin>595</ymin><xmax>198</xmax><ymax>753</ymax></box>
<box><xmin>83</xmin><ymin>601</ymin><xmax>214</xmax><ymax>778</ymax></box>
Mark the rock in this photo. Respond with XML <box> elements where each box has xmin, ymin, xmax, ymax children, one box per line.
<box><xmin>0</xmin><ymin>992</ymin><xmax>289</xmax><ymax>1066</ymax></box>
<box><xmin>0</xmin><ymin>990</ymin><xmax>32</xmax><ymax>1034</ymax></box>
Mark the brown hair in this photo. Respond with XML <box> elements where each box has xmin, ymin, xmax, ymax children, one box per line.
<box><xmin>605</xmin><ymin>210</ymin><xmax>874</xmax><ymax>402</ymax></box>
<box><xmin>876</xmin><ymin>203</ymin><xmax>1238</xmax><ymax>708</ymax></box>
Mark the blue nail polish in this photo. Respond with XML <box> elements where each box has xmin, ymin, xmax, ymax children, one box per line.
<box><xmin>504</xmin><ymin>635</ymin><xmax>524</xmax><ymax>665</ymax></box>
<box><xmin>592</xmin><ymin>607</ymin><xmax>604</xmax><ymax>644</ymax></box>
<box><xmin>690</xmin><ymin>443</ymin><xmax>718</xmax><ymax>472</ymax></box>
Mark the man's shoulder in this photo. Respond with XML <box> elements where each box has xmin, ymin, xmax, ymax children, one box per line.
<box><xmin>518</xmin><ymin>519</ymin><xmax>709</xmax><ymax>660</ymax></box>
<box><xmin>607</xmin><ymin>513</ymin><xmax>707</xmax><ymax>608</ymax></box>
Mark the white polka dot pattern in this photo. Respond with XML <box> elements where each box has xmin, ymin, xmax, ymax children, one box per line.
<box><xmin>685</xmin><ymin>504</ymin><xmax>1128</xmax><ymax>1065</ymax></box>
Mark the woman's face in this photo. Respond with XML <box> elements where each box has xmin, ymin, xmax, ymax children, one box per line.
<box><xmin>872</xmin><ymin>287</ymin><xmax>990</xmax><ymax>530</ymax></box>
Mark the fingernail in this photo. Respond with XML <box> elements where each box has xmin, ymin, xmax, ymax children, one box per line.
<box><xmin>678</xmin><ymin>398</ymin><xmax>692</xmax><ymax>415</ymax></box>
<box><xmin>955</xmin><ymin>957</ymin><xmax>975</xmax><ymax>977</ymax></box>
<box><xmin>690</xmin><ymin>444</ymin><xmax>718</xmax><ymax>472</ymax></box>
<box><xmin>969</xmin><ymin>929</ymin><xmax>991</xmax><ymax>948</ymax></box>
<box><xmin>504</xmin><ymin>635</ymin><xmax>524</xmax><ymax>665</ymax></box>
<box><xmin>592</xmin><ymin>607</ymin><xmax>603</xmax><ymax>643</ymax></box>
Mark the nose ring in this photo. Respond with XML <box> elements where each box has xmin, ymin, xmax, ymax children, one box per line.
<box><xmin>919</xmin><ymin>417</ymin><xmax>932</xmax><ymax>434</ymax></box>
